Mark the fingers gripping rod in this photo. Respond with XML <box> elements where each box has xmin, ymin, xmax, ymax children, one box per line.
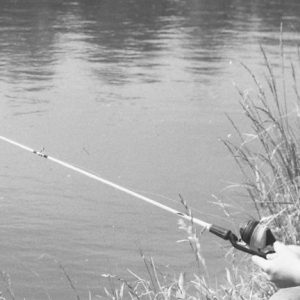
<box><xmin>0</xmin><ymin>136</ymin><xmax>211</xmax><ymax>230</ymax></box>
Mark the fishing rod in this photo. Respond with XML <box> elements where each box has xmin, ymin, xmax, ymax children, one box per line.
<box><xmin>0</xmin><ymin>135</ymin><xmax>275</xmax><ymax>258</ymax></box>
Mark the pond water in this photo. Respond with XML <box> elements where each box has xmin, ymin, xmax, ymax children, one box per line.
<box><xmin>0</xmin><ymin>0</ymin><xmax>300</xmax><ymax>298</ymax></box>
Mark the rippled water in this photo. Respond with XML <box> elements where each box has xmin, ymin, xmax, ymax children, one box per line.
<box><xmin>0</xmin><ymin>0</ymin><xmax>300</xmax><ymax>298</ymax></box>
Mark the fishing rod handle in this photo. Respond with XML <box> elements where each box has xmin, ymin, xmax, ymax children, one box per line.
<box><xmin>209</xmin><ymin>224</ymin><xmax>232</xmax><ymax>240</ymax></box>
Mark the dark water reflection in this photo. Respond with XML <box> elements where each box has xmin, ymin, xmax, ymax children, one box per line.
<box><xmin>2</xmin><ymin>0</ymin><xmax>300</xmax><ymax>90</ymax></box>
<box><xmin>1</xmin><ymin>0</ymin><xmax>300</xmax><ymax>298</ymax></box>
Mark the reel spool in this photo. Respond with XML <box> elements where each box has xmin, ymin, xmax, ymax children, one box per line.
<box><xmin>240</xmin><ymin>220</ymin><xmax>276</xmax><ymax>253</ymax></box>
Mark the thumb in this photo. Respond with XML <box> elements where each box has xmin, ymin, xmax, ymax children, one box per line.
<box><xmin>252</xmin><ymin>255</ymin><xmax>270</xmax><ymax>271</ymax></box>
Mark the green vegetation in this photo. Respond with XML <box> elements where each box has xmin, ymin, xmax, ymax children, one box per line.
<box><xmin>99</xmin><ymin>36</ymin><xmax>300</xmax><ymax>299</ymax></box>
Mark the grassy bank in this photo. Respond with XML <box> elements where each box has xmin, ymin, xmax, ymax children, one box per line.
<box><xmin>100</xmin><ymin>36</ymin><xmax>300</xmax><ymax>299</ymax></box>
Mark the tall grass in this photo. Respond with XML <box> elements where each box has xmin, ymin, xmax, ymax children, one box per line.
<box><xmin>223</xmin><ymin>45</ymin><xmax>300</xmax><ymax>244</ymax></box>
<box><xmin>100</xmin><ymin>33</ymin><xmax>300</xmax><ymax>299</ymax></box>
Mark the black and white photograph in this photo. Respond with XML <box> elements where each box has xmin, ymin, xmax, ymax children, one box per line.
<box><xmin>0</xmin><ymin>0</ymin><xmax>300</xmax><ymax>299</ymax></box>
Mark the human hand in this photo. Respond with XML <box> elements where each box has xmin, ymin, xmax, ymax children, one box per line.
<box><xmin>252</xmin><ymin>241</ymin><xmax>300</xmax><ymax>288</ymax></box>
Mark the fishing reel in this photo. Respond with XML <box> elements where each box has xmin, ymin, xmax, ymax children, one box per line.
<box><xmin>209</xmin><ymin>220</ymin><xmax>276</xmax><ymax>258</ymax></box>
